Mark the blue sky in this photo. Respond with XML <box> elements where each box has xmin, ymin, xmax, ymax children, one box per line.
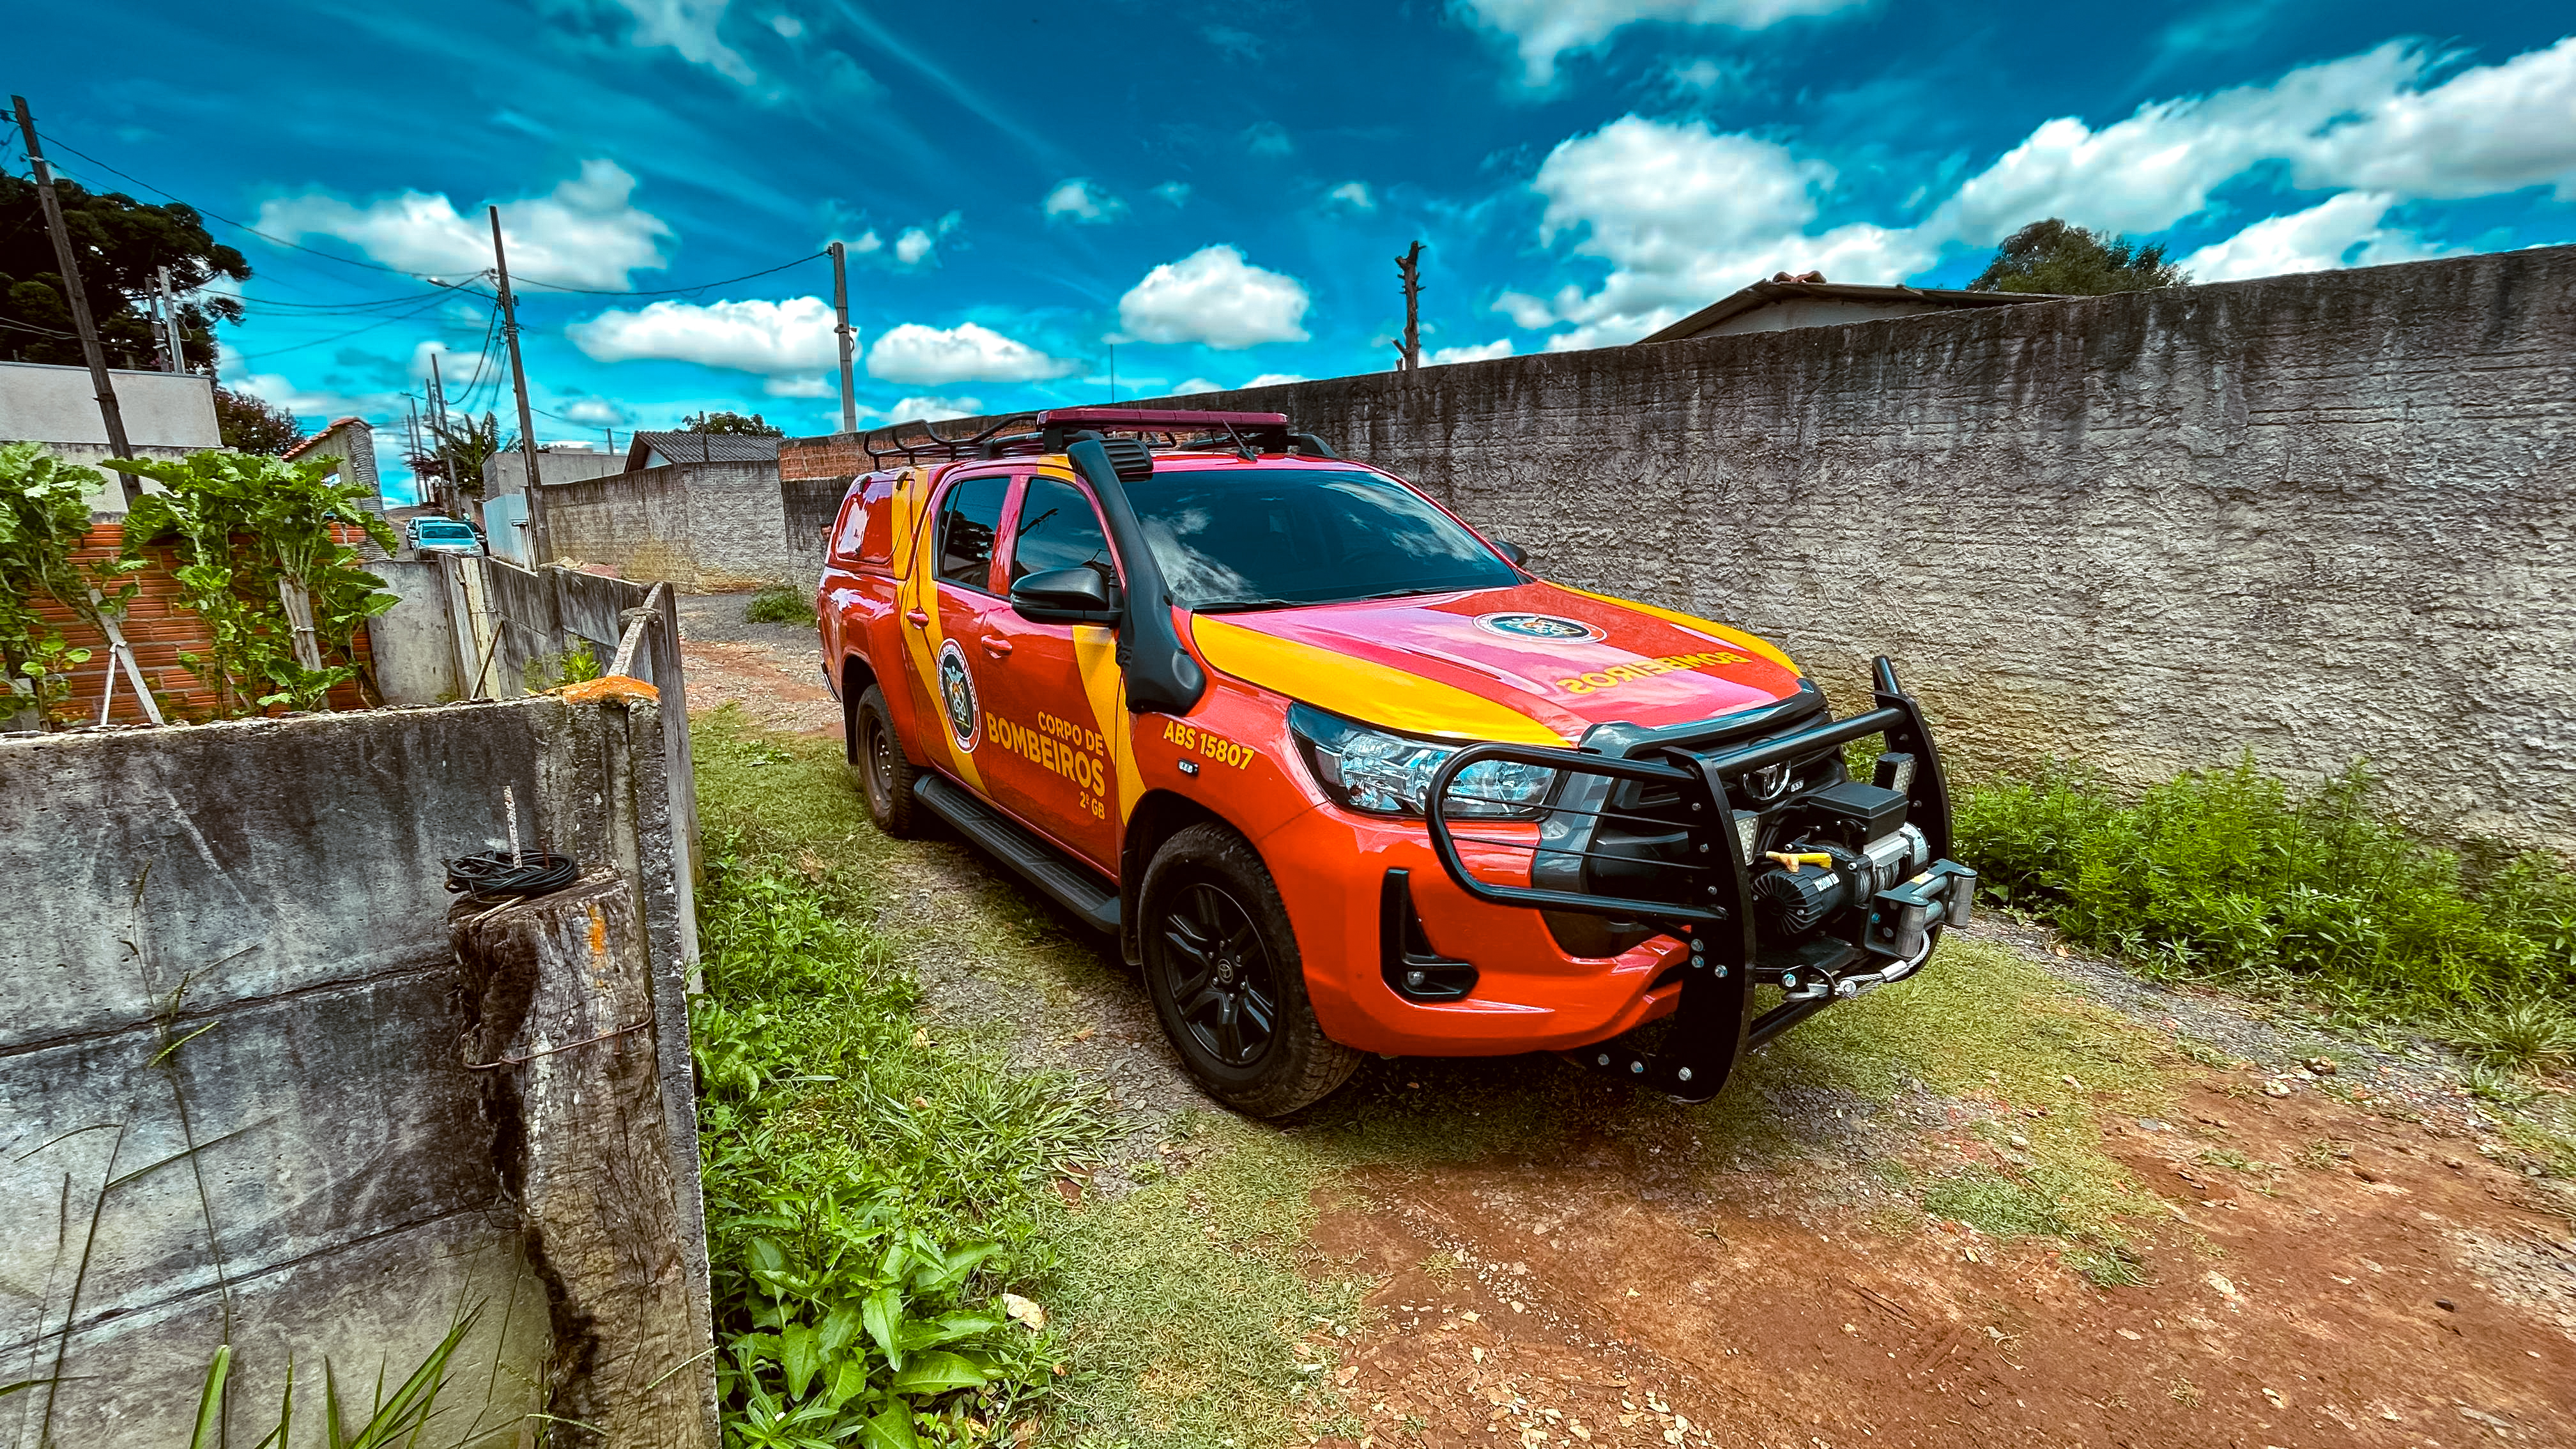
<box><xmin>13</xmin><ymin>1</ymin><xmax>2575</xmax><ymax>503</ymax></box>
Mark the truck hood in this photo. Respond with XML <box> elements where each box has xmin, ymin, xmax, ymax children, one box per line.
<box><xmin>1184</xmin><ymin>581</ymin><xmax>1804</xmax><ymax>745</ymax></box>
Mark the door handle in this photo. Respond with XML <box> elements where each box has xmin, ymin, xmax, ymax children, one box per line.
<box><xmin>978</xmin><ymin>634</ymin><xmax>1015</xmax><ymax>657</ymax></box>
<box><xmin>905</xmin><ymin>608</ymin><xmax>930</xmax><ymax>627</ymax></box>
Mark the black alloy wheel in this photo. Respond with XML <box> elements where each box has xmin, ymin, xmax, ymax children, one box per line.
<box><xmin>851</xmin><ymin>684</ymin><xmax>917</xmax><ymax>837</ymax></box>
<box><xmin>1158</xmin><ymin>882</ymin><xmax>1280</xmax><ymax>1068</ymax></box>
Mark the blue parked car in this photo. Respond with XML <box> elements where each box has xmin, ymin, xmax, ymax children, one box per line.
<box><xmin>407</xmin><ymin>516</ymin><xmax>485</xmax><ymax>555</ymax></box>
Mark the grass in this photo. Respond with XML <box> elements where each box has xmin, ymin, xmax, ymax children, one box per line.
<box><xmin>744</xmin><ymin>583</ymin><xmax>818</xmax><ymax>626</ymax></box>
<box><xmin>1958</xmin><ymin>756</ymin><xmax>2576</xmax><ymax>1064</ymax></box>
<box><xmin>690</xmin><ymin>714</ymin><xmax>1112</xmax><ymax>1445</ymax></box>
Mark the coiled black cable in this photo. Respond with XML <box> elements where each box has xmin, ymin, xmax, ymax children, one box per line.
<box><xmin>444</xmin><ymin>850</ymin><xmax>579</xmax><ymax>902</ymax></box>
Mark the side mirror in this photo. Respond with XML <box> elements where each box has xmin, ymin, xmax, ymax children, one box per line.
<box><xmin>1492</xmin><ymin>539</ymin><xmax>1528</xmax><ymax>566</ymax></box>
<box><xmin>1010</xmin><ymin>566</ymin><xmax>1121</xmax><ymax>624</ymax></box>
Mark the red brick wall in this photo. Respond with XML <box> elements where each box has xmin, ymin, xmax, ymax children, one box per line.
<box><xmin>20</xmin><ymin>523</ymin><xmax>376</xmax><ymax>725</ymax></box>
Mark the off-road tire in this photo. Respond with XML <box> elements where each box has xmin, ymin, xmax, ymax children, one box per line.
<box><xmin>851</xmin><ymin>684</ymin><xmax>919</xmax><ymax>838</ymax></box>
<box><xmin>1139</xmin><ymin>822</ymin><xmax>1362</xmax><ymax>1117</ymax></box>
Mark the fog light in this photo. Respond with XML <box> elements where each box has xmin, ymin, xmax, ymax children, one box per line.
<box><xmin>1874</xmin><ymin>751</ymin><xmax>1917</xmax><ymax>795</ymax></box>
<box><xmin>1733</xmin><ymin>809</ymin><xmax>1760</xmax><ymax>862</ymax></box>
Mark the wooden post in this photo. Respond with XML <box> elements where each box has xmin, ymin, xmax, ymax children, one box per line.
<box><xmin>12</xmin><ymin>95</ymin><xmax>139</xmax><ymax>503</ymax></box>
<box><xmin>450</xmin><ymin>870</ymin><xmax>717</xmax><ymax>1448</ymax></box>
<box><xmin>490</xmin><ymin>206</ymin><xmax>549</xmax><ymax>563</ymax></box>
<box><xmin>829</xmin><ymin>240</ymin><xmax>857</xmax><ymax>436</ymax></box>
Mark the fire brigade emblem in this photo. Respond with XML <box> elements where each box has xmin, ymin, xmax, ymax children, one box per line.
<box><xmin>936</xmin><ymin>640</ymin><xmax>980</xmax><ymax>751</ymax></box>
<box><xmin>1475</xmin><ymin>612</ymin><xmax>1604</xmax><ymax>643</ymax></box>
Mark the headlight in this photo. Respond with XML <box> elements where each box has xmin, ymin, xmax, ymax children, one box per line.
<box><xmin>1287</xmin><ymin>703</ymin><xmax>1556</xmax><ymax>819</ymax></box>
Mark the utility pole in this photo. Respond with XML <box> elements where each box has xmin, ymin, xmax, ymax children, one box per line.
<box><xmin>1393</xmin><ymin>241</ymin><xmax>1424</xmax><ymax>373</ymax></box>
<box><xmin>429</xmin><ymin>351</ymin><xmax>460</xmax><ymax>520</ymax></box>
<box><xmin>829</xmin><ymin>240</ymin><xmax>857</xmax><ymax>435</ymax></box>
<box><xmin>156</xmin><ymin>265</ymin><xmax>185</xmax><ymax>372</ymax></box>
<box><xmin>489</xmin><ymin>205</ymin><xmax>548</xmax><ymax>562</ymax></box>
<box><xmin>12</xmin><ymin>95</ymin><xmax>139</xmax><ymax>502</ymax></box>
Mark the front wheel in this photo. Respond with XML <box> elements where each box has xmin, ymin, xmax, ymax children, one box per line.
<box><xmin>1139</xmin><ymin>823</ymin><xmax>1361</xmax><ymax>1117</ymax></box>
<box><xmin>850</xmin><ymin>684</ymin><xmax>919</xmax><ymax>838</ymax></box>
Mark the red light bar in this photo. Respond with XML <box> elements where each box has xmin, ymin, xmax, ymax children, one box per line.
<box><xmin>1036</xmin><ymin>408</ymin><xmax>1289</xmax><ymax>428</ymax></box>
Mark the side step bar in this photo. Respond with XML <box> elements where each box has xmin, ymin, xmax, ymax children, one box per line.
<box><xmin>912</xmin><ymin>774</ymin><xmax>1121</xmax><ymax>933</ymax></box>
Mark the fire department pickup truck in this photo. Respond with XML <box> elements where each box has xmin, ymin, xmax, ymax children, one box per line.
<box><xmin>816</xmin><ymin>409</ymin><xmax>1974</xmax><ymax>1116</ymax></box>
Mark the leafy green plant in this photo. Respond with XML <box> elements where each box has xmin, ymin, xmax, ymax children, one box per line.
<box><xmin>744</xmin><ymin>585</ymin><xmax>816</xmax><ymax>627</ymax></box>
<box><xmin>522</xmin><ymin>640</ymin><xmax>604</xmax><ymax>693</ymax></box>
<box><xmin>105</xmin><ymin>450</ymin><xmax>399</xmax><ymax>715</ymax></box>
<box><xmin>2439</xmin><ymin>1000</ymin><xmax>2576</xmax><ymax>1074</ymax></box>
<box><xmin>687</xmin><ymin>791</ymin><xmax>1108</xmax><ymax>1447</ymax></box>
<box><xmin>0</xmin><ymin>443</ymin><xmax>147</xmax><ymax>727</ymax></box>
<box><xmin>1958</xmin><ymin>757</ymin><xmax>2576</xmax><ymax>1022</ymax></box>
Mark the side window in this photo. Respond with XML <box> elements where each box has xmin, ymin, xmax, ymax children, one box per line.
<box><xmin>830</xmin><ymin>494</ymin><xmax>868</xmax><ymax>560</ymax></box>
<box><xmin>832</xmin><ymin>475</ymin><xmax>896</xmax><ymax>565</ymax></box>
<box><xmin>934</xmin><ymin>475</ymin><xmax>1008</xmax><ymax>590</ymax></box>
<box><xmin>1009</xmin><ymin>477</ymin><xmax>1116</xmax><ymax>585</ymax></box>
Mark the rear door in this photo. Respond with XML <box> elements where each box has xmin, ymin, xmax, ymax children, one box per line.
<box><xmin>902</xmin><ymin>471</ymin><xmax>1011</xmax><ymax>793</ymax></box>
<box><xmin>979</xmin><ymin>473</ymin><xmax>1123</xmax><ymax>869</ymax></box>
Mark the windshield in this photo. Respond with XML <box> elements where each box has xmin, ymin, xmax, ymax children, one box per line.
<box><xmin>1126</xmin><ymin>469</ymin><xmax>1519</xmax><ymax>610</ymax></box>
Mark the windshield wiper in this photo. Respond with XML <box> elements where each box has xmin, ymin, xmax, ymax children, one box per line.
<box><xmin>1191</xmin><ymin>596</ymin><xmax>1312</xmax><ymax>614</ymax></box>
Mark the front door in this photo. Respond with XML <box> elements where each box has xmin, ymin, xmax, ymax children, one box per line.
<box><xmin>905</xmin><ymin>471</ymin><xmax>1011</xmax><ymax>794</ymax></box>
<box><xmin>978</xmin><ymin>473</ymin><xmax>1124</xmax><ymax>870</ymax></box>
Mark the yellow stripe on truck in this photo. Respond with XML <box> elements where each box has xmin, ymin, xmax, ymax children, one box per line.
<box><xmin>1190</xmin><ymin>614</ymin><xmax>1568</xmax><ymax>745</ymax></box>
<box><xmin>1554</xmin><ymin>586</ymin><xmax>1802</xmax><ymax>676</ymax></box>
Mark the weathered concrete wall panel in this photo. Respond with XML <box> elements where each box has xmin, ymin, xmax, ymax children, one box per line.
<box><xmin>0</xmin><ymin>696</ymin><xmax>713</xmax><ymax>1446</ymax></box>
<box><xmin>540</xmin><ymin>461</ymin><xmax>788</xmax><ymax>589</ymax></box>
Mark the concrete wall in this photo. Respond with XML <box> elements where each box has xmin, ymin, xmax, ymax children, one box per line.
<box><xmin>782</xmin><ymin>473</ymin><xmax>851</xmax><ymax>586</ymax></box>
<box><xmin>0</xmin><ymin>362</ymin><xmax>222</xmax><ymax>514</ymax></box>
<box><xmin>484</xmin><ymin>445</ymin><xmax>625</xmax><ymax>497</ymax></box>
<box><xmin>540</xmin><ymin>459</ymin><xmax>792</xmax><ymax>589</ymax></box>
<box><xmin>825</xmin><ymin>247</ymin><xmax>2576</xmax><ymax>852</ymax></box>
<box><xmin>0</xmin><ymin>694</ymin><xmax>712</xmax><ymax>1446</ymax></box>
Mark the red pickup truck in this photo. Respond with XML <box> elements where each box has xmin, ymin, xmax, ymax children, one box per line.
<box><xmin>817</xmin><ymin>409</ymin><xmax>1973</xmax><ymax>1115</ymax></box>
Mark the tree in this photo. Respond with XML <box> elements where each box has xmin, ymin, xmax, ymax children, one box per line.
<box><xmin>425</xmin><ymin>412</ymin><xmax>512</xmax><ymax>498</ymax></box>
<box><xmin>0</xmin><ymin>176</ymin><xmax>250</xmax><ymax>370</ymax></box>
<box><xmin>680</xmin><ymin>410</ymin><xmax>783</xmax><ymax>436</ymax></box>
<box><xmin>1968</xmin><ymin>219</ymin><xmax>2188</xmax><ymax>296</ymax></box>
<box><xmin>213</xmin><ymin>386</ymin><xmax>306</xmax><ymax>456</ymax></box>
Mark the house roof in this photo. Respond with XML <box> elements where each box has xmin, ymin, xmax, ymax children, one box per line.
<box><xmin>625</xmin><ymin>431</ymin><xmax>782</xmax><ymax>470</ymax></box>
<box><xmin>1636</xmin><ymin>276</ymin><xmax>2075</xmax><ymax>344</ymax></box>
<box><xmin>282</xmin><ymin>416</ymin><xmax>370</xmax><ymax>459</ymax></box>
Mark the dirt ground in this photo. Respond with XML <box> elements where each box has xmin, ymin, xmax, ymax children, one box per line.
<box><xmin>680</xmin><ymin>593</ymin><xmax>2576</xmax><ymax>1449</ymax></box>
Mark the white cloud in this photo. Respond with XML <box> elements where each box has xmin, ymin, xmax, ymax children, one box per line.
<box><xmin>769</xmin><ymin>12</ymin><xmax>801</xmax><ymax>37</ymax></box>
<box><xmin>602</xmin><ymin>0</ymin><xmax>755</xmax><ymax>83</ymax></box>
<box><xmin>1043</xmin><ymin>178</ymin><xmax>1126</xmax><ymax>224</ymax></box>
<box><xmin>1457</xmin><ymin>0</ymin><xmax>1864</xmax><ymax>86</ymax></box>
<box><xmin>859</xmin><ymin>395</ymin><xmax>983</xmax><ymax>424</ymax></box>
<box><xmin>842</xmin><ymin>229</ymin><xmax>883</xmax><ymax>254</ymax></box>
<box><xmin>866</xmin><ymin>322</ymin><xmax>1077</xmax><ymax>385</ymax></box>
<box><xmin>1172</xmin><ymin>377</ymin><xmax>1224</xmax><ymax>395</ymax></box>
<box><xmin>762</xmin><ymin>375</ymin><xmax>833</xmax><ymax>397</ymax></box>
<box><xmin>1243</xmin><ymin>122</ymin><xmax>1294</xmax><ymax>157</ymax></box>
<box><xmin>2178</xmin><ymin>192</ymin><xmax>2456</xmax><ymax>282</ymax></box>
<box><xmin>1492</xmin><ymin>290</ymin><xmax>1558</xmax><ymax>330</ymax></box>
<box><xmin>1526</xmin><ymin>116</ymin><xmax>1935</xmax><ymax>342</ymax></box>
<box><xmin>1428</xmin><ymin>339</ymin><xmax>1514</xmax><ymax>364</ymax></box>
<box><xmin>559</xmin><ymin>397</ymin><xmax>634</xmax><ymax>425</ymax></box>
<box><xmin>233</xmin><ymin>371</ymin><xmax>394</xmax><ymax>422</ymax></box>
<box><xmin>1326</xmin><ymin>181</ymin><xmax>1376</xmax><ymax>212</ymax></box>
<box><xmin>256</xmin><ymin>160</ymin><xmax>673</xmax><ymax>290</ymax></box>
<box><xmin>1116</xmin><ymin>245</ymin><xmax>1312</xmax><ymax>349</ymax></box>
<box><xmin>1242</xmin><ymin>373</ymin><xmax>1306</xmax><ymax>388</ymax></box>
<box><xmin>409</xmin><ymin>339</ymin><xmax>463</xmax><ymax>383</ymax></box>
<box><xmin>2297</xmin><ymin>36</ymin><xmax>2576</xmax><ymax>201</ymax></box>
<box><xmin>1151</xmin><ymin>181</ymin><xmax>1192</xmax><ymax>208</ymax></box>
<box><xmin>894</xmin><ymin>229</ymin><xmax>935</xmax><ymax>265</ymax></box>
<box><xmin>567</xmin><ymin>295</ymin><xmax>838</xmax><ymax>374</ymax></box>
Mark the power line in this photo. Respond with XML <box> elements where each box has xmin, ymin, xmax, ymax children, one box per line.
<box><xmin>227</xmin><ymin>294</ymin><xmax>452</xmax><ymax>364</ymax></box>
<box><xmin>507</xmin><ymin>251</ymin><xmax>825</xmax><ymax>298</ymax></box>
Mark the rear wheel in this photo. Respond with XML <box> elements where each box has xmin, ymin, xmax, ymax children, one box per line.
<box><xmin>850</xmin><ymin>684</ymin><xmax>918</xmax><ymax>838</ymax></box>
<box><xmin>1140</xmin><ymin>823</ymin><xmax>1361</xmax><ymax>1117</ymax></box>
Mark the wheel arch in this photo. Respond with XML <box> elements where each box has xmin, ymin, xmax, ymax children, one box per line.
<box><xmin>839</xmin><ymin>653</ymin><xmax>880</xmax><ymax>762</ymax></box>
<box><xmin>1119</xmin><ymin>788</ymin><xmax>1236</xmax><ymax>966</ymax></box>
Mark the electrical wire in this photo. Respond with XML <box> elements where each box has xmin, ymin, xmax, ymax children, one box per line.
<box><xmin>506</xmin><ymin>251</ymin><xmax>825</xmax><ymax>298</ymax></box>
<box><xmin>227</xmin><ymin>294</ymin><xmax>454</xmax><ymax>364</ymax></box>
<box><xmin>443</xmin><ymin>849</ymin><xmax>578</xmax><ymax>902</ymax></box>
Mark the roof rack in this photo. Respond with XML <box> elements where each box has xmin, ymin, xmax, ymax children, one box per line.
<box><xmin>858</xmin><ymin>406</ymin><xmax>1337</xmax><ymax>470</ymax></box>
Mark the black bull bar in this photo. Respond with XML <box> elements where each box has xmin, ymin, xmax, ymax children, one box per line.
<box><xmin>1423</xmin><ymin>658</ymin><xmax>1975</xmax><ymax>1104</ymax></box>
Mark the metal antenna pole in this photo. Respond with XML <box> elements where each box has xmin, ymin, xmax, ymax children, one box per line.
<box><xmin>157</xmin><ymin>265</ymin><xmax>186</xmax><ymax>372</ymax></box>
<box><xmin>12</xmin><ymin>96</ymin><xmax>139</xmax><ymax>501</ymax></box>
<box><xmin>489</xmin><ymin>205</ymin><xmax>548</xmax><ymax>562</ymax></box>
<box><xmin>829</xmin><ymin>240</ymin><xmax>857</xmax><ymax>434</ymax></box>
